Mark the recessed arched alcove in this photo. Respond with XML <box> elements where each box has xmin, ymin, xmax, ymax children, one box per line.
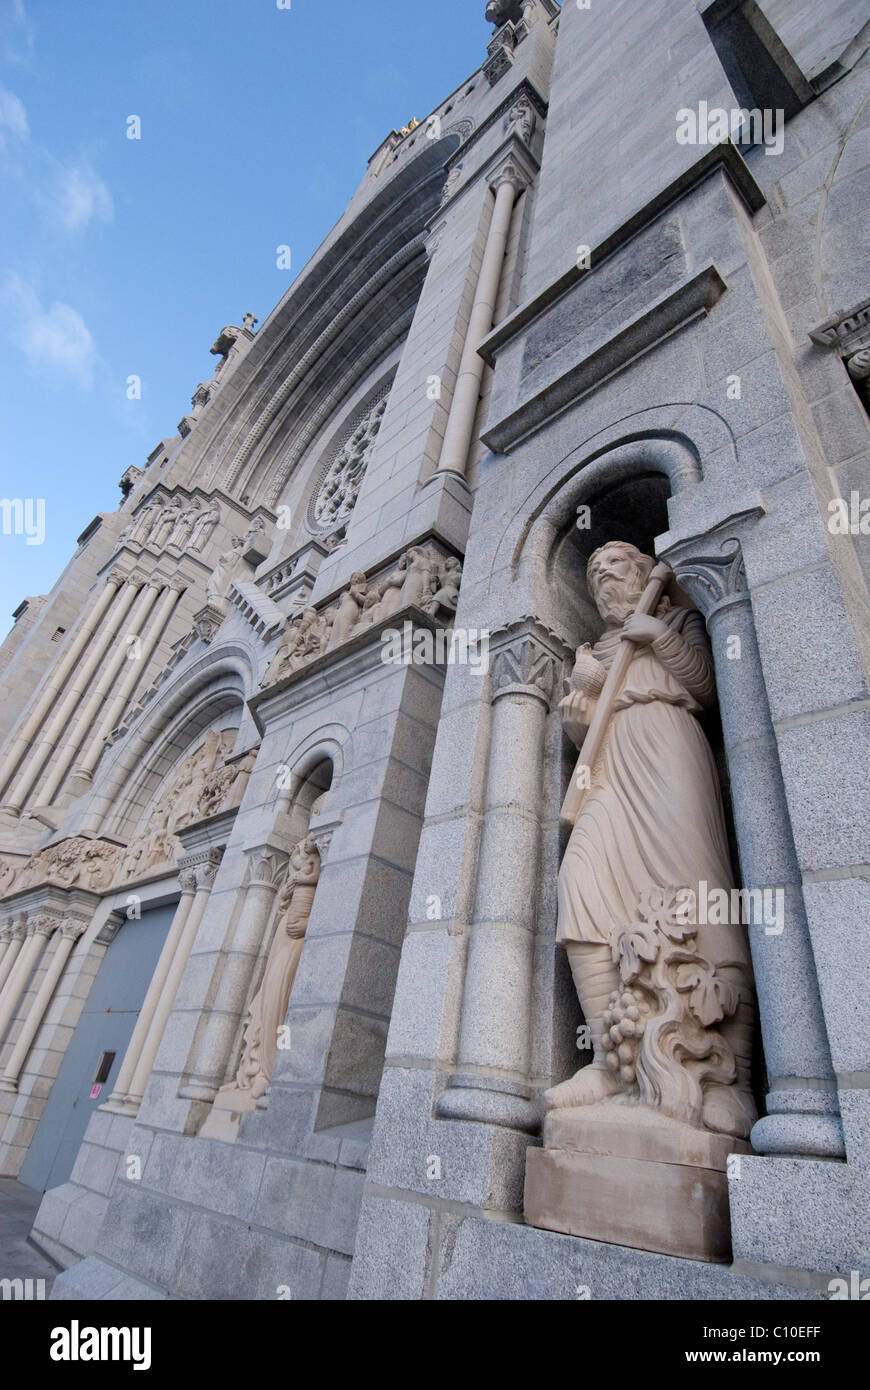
<box><xmin>520</xmin><ymin>440</ymin><xmax>766</xmax><ymax>1113</ymax></box>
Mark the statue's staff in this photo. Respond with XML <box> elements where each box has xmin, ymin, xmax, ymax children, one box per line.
<box><xmin>560</xmin><ymin>560</ymin><xmax>673</xmax><ymax>827</ymax></box>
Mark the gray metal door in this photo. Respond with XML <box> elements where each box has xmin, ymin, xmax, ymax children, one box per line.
<box><xmin>18</xmin><ymin>903</ymin><xmax>174</xmax><ymax>1193</ymax></box>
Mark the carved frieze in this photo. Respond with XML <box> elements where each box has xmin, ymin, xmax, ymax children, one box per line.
<box><xmin>0</xmin><ymin>837</ymin><xmax>121</xmax><ymax>901</ymax></box>
<box><xmin>260</xmin><ymin>543</ymin><xmax>464</xmax><ymax>689</ymax></box>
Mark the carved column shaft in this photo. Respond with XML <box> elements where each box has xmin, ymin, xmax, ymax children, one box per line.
<box><xmin>437</xmin><ymin>629</ymin><xmax>558</xmax><ymax>1132</ymax></box>
<box><xmin>29</xmin><ymin>575</ymin><xmax>159</xmax><ymax>800</ymax></box>
<box><xmin>0</xmin><ymin>919</ymin><xmax>25</xmax><ymax>994</ymax></box>
<box><xmin>0</xmin><ymin>573</ymin><xmax>122</xmax><ymax>803</ymax></box>
<box><xmin>103</xmin><ymin>874</ymin><xmax>198</xmax><ymax>1114</ymax></box>
<box><xmin>671</xmin><ymin>541</ymin><xmax>843</xmax><ymax>1158</ymax></box>
<box><xmin>181</xmin><ymin>849</ymin><xmax>289</xmax><ymax>1103</ymax></box>
<box><xmin>437</xmin><ymin>168</ymin><xmax>521</xmax><ymax>478</ymax></box>
<box><xmin>34</xmin><ymin>580</ymin><xmax>143</xmax><ymax>805</ymax></box>
<box><xmin>125</xmin><ymin>851</ymin><xmax>222</xmax><ymax>1111</ymax></box>
<box><xmin>76</xmin><ymin>583</ymin><xmax>182</xmax><ymax>783</ymax></box>
<box><xmin>0</xmin><ymin>919</ymin><xmax>86</xmax><ymax>1091</ymax></box>
<box><xmin>0</xmin><ymin>917</ymin><xmax>57</xmax><ymax>1044</ymax></box>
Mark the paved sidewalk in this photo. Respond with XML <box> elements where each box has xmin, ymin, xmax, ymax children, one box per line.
<box><xmin>0</xmin><ymin>1179</ymin><xmax>58</xmax><ymax>1299</ymax></box>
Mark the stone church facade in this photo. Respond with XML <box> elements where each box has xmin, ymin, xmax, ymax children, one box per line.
<box><xmin>0</xmin><ymin>0</ymin><xmax>868</xmax><ymax>1299</ymax></box>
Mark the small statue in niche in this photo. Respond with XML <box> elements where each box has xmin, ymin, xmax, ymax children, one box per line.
<box><xmin>548</xmin><ymin>541</ymin><xmax>756</xmax><ymax>1139</ymax></box>
<box><xmin>222</xmin><ymin>836</ymin><xmax>321</xmax><ymax>1102</ymax></box>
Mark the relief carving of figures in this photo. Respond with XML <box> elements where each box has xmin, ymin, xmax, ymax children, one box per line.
<box><xmin>505</xmin><ymin>95</ymin><xmax>536</xmax><ymax>143</ymax></box>
<box><xmin>327</xmin><ymin>571</ymin><xmax>368</xmax><ymax>649</ymax></box>
<box><xmin>0</xmin><ymin>837</ymin><xmax>121</xmax><ymax>898</ymax></box>
<box><xmin>150</xmin><ymin>495</ymin><xmax>184</xmax><ymax>550</ymax></box>
<box><xmin>188</xmin><ymin>499</ymin><xmax>221</xmax><ymax>552</ymax></box>
<box><xmin>243</xmin><ymin>515</ymin><xmax>267</xmax><ymax>553</ymax></box>
<box><xmin>118</xmin><ymin>728</ymin><xmax>245</xmax><ymax>880</ymax></box>
<box><xmin>128</xmin><ymin>495</ymin><xmax>164</xmax><ymax>547</ymax></box>
<box><xmin>548</xmin><ymin>541</ymin><xmax>756</xmax><ymax>1140</ymax></box>
<box><xmin>167</xmin><ymin>498</ymin><xmax>201</xmax><ymax>550</ymax></box>
<box><xmin>259</xmin><ymin>545</ymin><xmax>464</xmax><ymax>690</ymax></box>
<box><xmin>221</xmin><ymin>837</ymin><xmax>321</xmax><ymax>1102</ymax></box>
<box><xmin>397</xmin><ymin>545</ymin><xmax>436</xmax><ymax>609</ymax></box>
<box><xmin>206</xmin><ymin>536</ymin><xmax>245</xmax><ymax>603</ymax></box>
<box><xmin>196</xmin><ymin>748</ymin><xmax>256</xmax><ymax>821</ymax></box>
<box><xmin>425</xmin><ymin>554</ymin><xmax>463</xmax><ymax>617</ymax></box>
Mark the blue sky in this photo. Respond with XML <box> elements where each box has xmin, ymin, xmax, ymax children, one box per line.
<box><xmin>0</xmin><ymin>0</ymin><xmax>492</xmax><ymax>635</ymax></box>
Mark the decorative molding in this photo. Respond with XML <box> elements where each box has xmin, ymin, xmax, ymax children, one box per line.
<box><xmin>810</xmin><ymin>297</ymin><xmax>870</xmax><ymax>406</ymax></box>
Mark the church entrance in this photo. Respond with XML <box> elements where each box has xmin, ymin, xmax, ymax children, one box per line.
<box><xmin>18</xmin><ymin>903</ymin><xmax>174</xmax><ymax>1194</ymax></box>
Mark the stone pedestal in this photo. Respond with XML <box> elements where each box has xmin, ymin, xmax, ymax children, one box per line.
<box><xmin>524</xmin><ymin>1101</ymin><xmax>751</xmax><ymax>1263</ymax></box>
<box><xmin>198</xmin><ymin>1087</ymin><xmax>257</xmax><ymax>1144</ymax></box>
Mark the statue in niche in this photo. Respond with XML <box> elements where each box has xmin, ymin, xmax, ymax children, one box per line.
<box><xmin>189</xmin><ymin>498</ymin><xmax>221</xmax><ymax>552</ymax></box>
<box><xmin>206</xmin><ymin>536</ymin><xmax>245</xmax><ymax>603</ymax></box>
<box><xmin>505</xmin><ymin>96</ymin><xmax>535</xmax><ymax>144</ymax></box>
<box><xmin>547</xmin><ymin>541</ymin><xmax>756</xmax><ymax>1140</ymax></box>
<box><xmin>222</xmin><ymin>837</ymin><xmax>321</xmax><ymax>1102</ymax></box>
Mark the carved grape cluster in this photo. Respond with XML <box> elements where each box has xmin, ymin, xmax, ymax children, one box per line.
<box><xmin>602</xmin><ymin>987</ymin><xmax>649</xmax><ymax>1086</ymax></box>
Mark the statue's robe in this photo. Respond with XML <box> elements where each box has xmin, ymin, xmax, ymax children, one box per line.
<box><xmin>557</xmin><ymin>605</ymin><xmax>751</xmax><ymax>973</ymax></box>
<box><xmin>235</xmin><ymin>878</ymin><xmax>317</xmax><ymax>1099</ymax></box>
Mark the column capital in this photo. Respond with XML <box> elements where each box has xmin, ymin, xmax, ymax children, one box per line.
<box><xmin>178</xmin><ymin>845</ymin><xmax>224</xmax><ymax>893</ymax></box>
<box><xmin>244</xmin><ymin>846</ymin><xmax>289</xmax><ymax>890</ymax></box>
<box><xmin>488</xmin><ymin>157</ymin><xmax>529</xmax><ymax>196</ymax></box>
<box><xmin>61</xmin><ymin>916</ymin><xmax>89</xmax><ymax>942</ymax></box>
<box><xmin>489</xmin><ymin>620</ymin><xmax>567</xmax><ymax>706</ymax></box>
<box><xmin>106</xmin><ymin>568</ymin><xmax>128</xmax><ymax>588</ymax></box>
<box><xmin>660</xmin><ymin>508</ymin><xmax>763</xmax><ymax>622</ymax></box>
<box><xmin>30</xmin><ymin>913</ymin><xmax>60</xmax><ymax>938</ymax></box>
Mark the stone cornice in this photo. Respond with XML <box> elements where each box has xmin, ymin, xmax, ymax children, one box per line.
<box><xmin>482</xmin><ymin>264</ymin><xmax>727</xmax><ymax>454</ymax></box>
<box><xmin>478</xmin><ymin>143</ymin><xmax>764</xmax><ymax>370</ymax></box>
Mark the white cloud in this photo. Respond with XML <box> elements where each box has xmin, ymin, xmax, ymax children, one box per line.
<box><xmin>0</xmin><ymin>83</ymin><xmax>29</xmax><ymax>148</ymax></box>
<box><xmin>52</xmin><ymin>159</ymin><xmax>114</xmax><ymax>232</ymax></box>
<box><xmin>1</xmin><ymin>272</ymin><xmax>96</xmax><ymax>388</ymax></box>
<box><xmin>3</xmin><ymin>0</ymin><xmax>35</xmax><ymax>66</ymax></box>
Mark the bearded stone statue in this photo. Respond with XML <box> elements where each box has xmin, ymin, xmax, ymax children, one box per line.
<box><xmin>547</xmin><ymin>541</ymin><xmax>756</xmax><ymax>1141</ymax></box>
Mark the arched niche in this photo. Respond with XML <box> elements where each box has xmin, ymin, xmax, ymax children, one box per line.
<box><xmin>516</xmin><ymin>437</ymin><xmax>765</xmax><ymax>1110</ymax></box>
